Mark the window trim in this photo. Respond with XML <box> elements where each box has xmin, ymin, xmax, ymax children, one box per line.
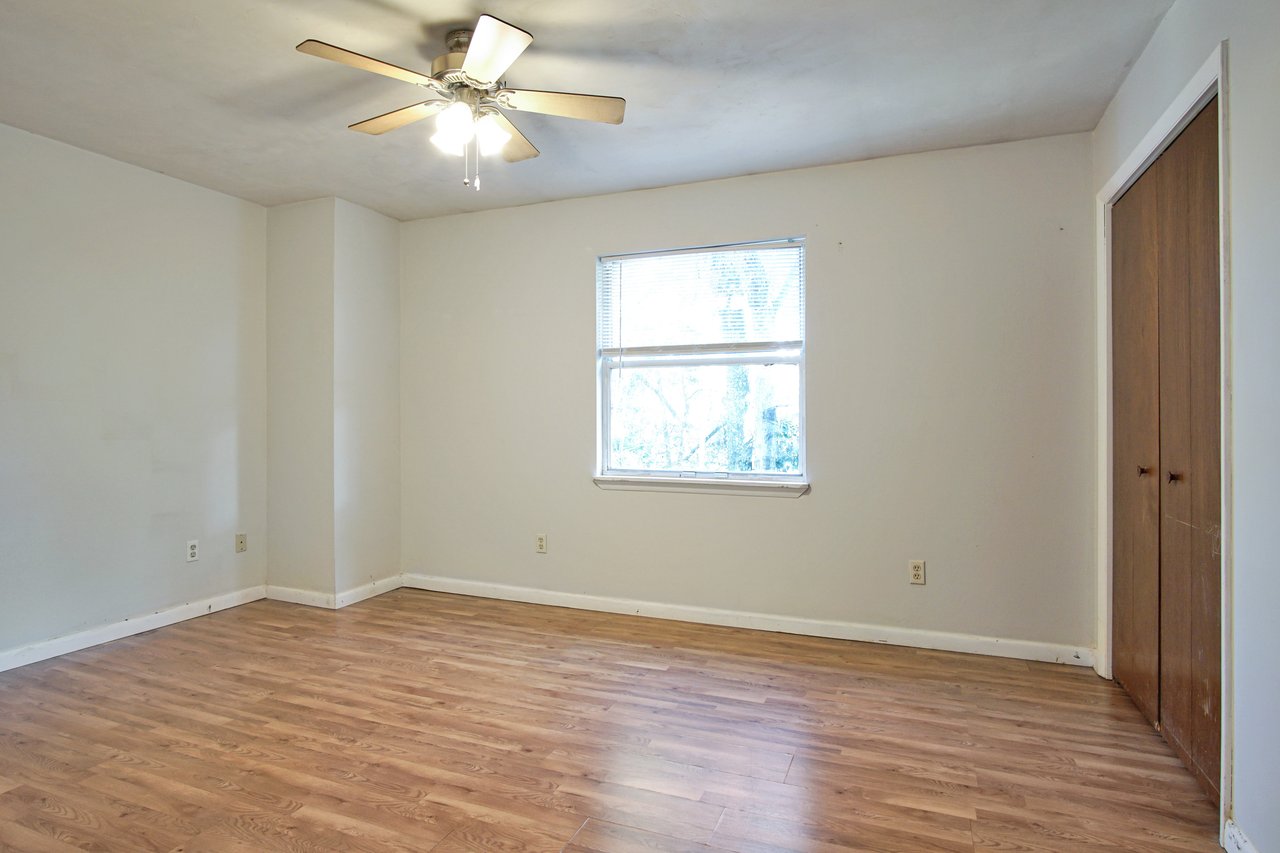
<box><xmin>598</xmin><ymin>237</ymin><xmax>804</xmax><ymax>265</ymax></box>
<box><xmin>592</xmin><ymin>474</ymin><xmax>810</xmax><ymax>498</ymax></box>
<box><xmin>595</xmin><ymin>239</ymin><xmax>808</xmax><ymax>494</ymax></box>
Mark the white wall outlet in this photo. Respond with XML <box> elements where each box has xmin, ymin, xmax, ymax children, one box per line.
<box><xmin>910</xmin><ymin>559</ymin><xmax>926</xmax><ymax>585</ymax></box>
<box><xmin>187</xmin><ymin>540</ymin><xmax>200</xmax><ymax>562</ymax></box>
<box><xmin>535</xmin><ymin>533</ymin><xmax>548</xmax><ymax>554</ymax></box>
<box><xmin>235</xmin><ymin>533</ymin><xmax>247</xmax><ymax>554</ymax></box>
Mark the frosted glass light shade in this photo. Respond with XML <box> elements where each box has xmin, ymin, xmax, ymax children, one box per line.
<box><xmin>475</xmin><ymin>113</ymin><xmax>511</xmax><ymax>156</ymax></box>
<box><xmin>431</xmin><ymin>102</ymin><xmax>475</xmax><ymax>156</ymax></box>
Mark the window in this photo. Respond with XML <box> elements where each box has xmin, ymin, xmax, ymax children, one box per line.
<box><xmin>596</xmin><ymin>239</ymin><xmax>807</xmax><ymax>495</ymax></box>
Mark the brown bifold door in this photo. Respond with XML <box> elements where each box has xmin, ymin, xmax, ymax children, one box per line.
<box><xmin>1111</xmin><ymin>145</ymin><xmax>1162</xmax><ymax>728</ymax></box>
<box><xmin>1111</xmin><ymin>96</ymin><xmax>1220</xmax><ymax>804</ymax></box>
<box><xmin>1157</xmin><ymin>97</ymin><xmax>1221</xmax><ymax>803</ymax></box>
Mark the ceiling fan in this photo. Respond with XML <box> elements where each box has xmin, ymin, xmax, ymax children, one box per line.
<box><xmin>297</xmin><ymin>14</ymin><xmax>625</xmax><ymax>176</ymax></box>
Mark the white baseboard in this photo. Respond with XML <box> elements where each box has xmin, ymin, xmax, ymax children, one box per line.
<box><xmin>336</xmin><ymin>575</ymin><xmax>403</xmax><ymax>608</ymax></box>
<box><xmin>266</xmin><ymin>576</ymin><xmax>404</xmax><ymax>610</ymax></box>
<box><xmin>1224</xmin><ymin>820</ymin><xmax>1257</xmax><ymax>853</ymax></box>
<box><xmin>1</xmin><ymin>574</ymin><xmax>1096</xmax><ymax>675</ymax></box>
<box><xmin>400</xmin><ymin>574</ymin><xmax>1095</xmax><ymax>667</ymax></box>
<box><xmin>0</xmin><ymin>585</ymin><xmax>266</xmax><ymax>673</ymax></box>
<box><xmin>265</xmin><ymin>585</ymin><xmax>338</xmax><ymax>609</ymax></box>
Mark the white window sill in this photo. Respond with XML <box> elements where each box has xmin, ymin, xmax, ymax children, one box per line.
<box><xmin>593</xmin><ymin>476</ymin><xmax>809</xmax><ymax>498</ymax></box>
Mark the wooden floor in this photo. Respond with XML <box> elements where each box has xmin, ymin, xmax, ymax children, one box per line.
<box><xmin>0</xmin><ymin>590</ymin><xmax>1220</xmax><ymax>852</ymax></box>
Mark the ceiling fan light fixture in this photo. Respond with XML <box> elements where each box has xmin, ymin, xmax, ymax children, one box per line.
<box><xmin>475</xmin><ymin>112</ymin><xmax>511</xmax><ymax>156</ymax></box>
<box><xmin>430</xmin><ymin>102</ymin><xmax>475</xmax><ymax>155</ymax></box>
<box><xmin>429</xmin><ymin>130</ymin><xmax>464</xmax><ymax>157</ymax></box>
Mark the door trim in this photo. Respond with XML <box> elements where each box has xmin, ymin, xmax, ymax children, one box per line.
<box><xmin>1094</xmin><ymin>42</ymin><xmax>1232</xmax><ymax>834</ymax></box>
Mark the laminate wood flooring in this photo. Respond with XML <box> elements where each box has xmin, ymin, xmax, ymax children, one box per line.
<box><xmin>0</xmin><ymin>589</ymin><xmax>1220</xmax><ymax>851</ymax></box>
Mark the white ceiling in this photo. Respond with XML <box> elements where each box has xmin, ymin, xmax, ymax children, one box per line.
<box><xmin>0</xmin><ymin>0</ymin><xmax>1171</xmax><ymax>221</ymax></box>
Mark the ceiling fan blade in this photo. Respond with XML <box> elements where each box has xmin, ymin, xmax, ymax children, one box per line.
<box><xmin>349</xmin><ymin>100</ymin><xmax>447</xmax><ymax>135</ymax></box>
<box><xmin>296</xmin><ymin>40</ymin><xmax>444</xmax><ymax>92</ymax></box>
<box><xmin>495</xmin><ymin>89</ymin><xmax>625</xmax><ymax>124</ymax></box>
<box><xmin>490</xmin><ymin>112</ymin><xmax>539</xmax><ymax>162</ymax></box>
<box><xmin>461</xmin><ymin>15</ymin><xmax>533</xmax><ymax>86</ymax></box>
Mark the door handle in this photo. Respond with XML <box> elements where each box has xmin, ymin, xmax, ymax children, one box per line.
<box><xmin>1167</xmin><ymin>471</ymin><xmax>1183</xmax><ymax>483</ymax></box>
<box><xmin>1138</xmin><ymin>466</ymin><xmax>1150</xmax><ymax>477</ymax></box>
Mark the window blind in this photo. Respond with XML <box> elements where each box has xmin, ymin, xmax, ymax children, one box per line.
<box><xmin>597</xmin><ymin>240</ymin><xmax>805</xmax><ymax>351</ymax></box>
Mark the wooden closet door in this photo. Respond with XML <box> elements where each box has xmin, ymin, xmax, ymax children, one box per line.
<box><xmin>1112</xmin><ymin>97</ymin><xmax>1220</xmax><ymax>803</ymax></box>
<box><xmin>1111</xmin><ymin>155</ymin><xmax>1161</xmax><ymax>727</ymax></box>
<box><xmin>1157</xmin><ymin>107</ymin><xmax>1195</xmax><ymax>758</ymax></box>
<box><xmin>1158</xmin><ymin>97</ymin><xmax>1221</xmax><ymax>802</ymax></box>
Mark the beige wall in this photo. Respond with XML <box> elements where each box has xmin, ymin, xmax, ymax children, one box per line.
<box><xmin>0</xmin><ymin>123</ymin><xmax>267</xmax><ymax>651</ymax></box>
<box><xmin>400</xmin><ymin>133</ymin><xmax>1097</xmax><ymax>650</ymax></box>
<box><xmin>266</xmin><ymin>199</ymin><xmax>337</xmax><ymax>595</ymax></box>
<box><xmin>334</xmin><ymin>199</ymin><xmax>401</xmax><ymax>595</ymax></box>
<box><xmin>267</xmin><ymin>197</ymin><xmax>401</xmax><ymax>600</ymax></box>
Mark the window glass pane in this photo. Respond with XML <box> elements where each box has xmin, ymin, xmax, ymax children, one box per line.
<box><xmin>608</xmin><ymin>363</ymin><xmax>801</xmax><ymax>474</ymax></box>
<box><xmin>598</xmin><ymin>244</ymin><xmax>803</xmax><ymax>349</ymax></box>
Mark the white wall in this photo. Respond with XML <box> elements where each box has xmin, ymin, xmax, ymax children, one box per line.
<box><xmin>333</xmin><ymin>199</ymin><xmax>400</xmax><ymax>594</ymax></box>
<box><xmin>401</xmin><ymin>133</ymin><xmax>1096</xmax><ymax>650</ymax></box>
<box><xmin>266</xmin><ymin>197</ymin><xmax>400</xmax><ymax>600</ymax></box>
<box><xmin>1092</xmin><ymin>3</ymin><xmax>1280</xmax><ymax>847</ymax></box>
<box><xmin>0</xmin><ymin>123</ymin><xmax>267</xmax><ymax>653</ymax></box>
<box><xmin>266</xmin><ymin>199</ymin><xmax>336</xmax><ymax>595</ymax></box>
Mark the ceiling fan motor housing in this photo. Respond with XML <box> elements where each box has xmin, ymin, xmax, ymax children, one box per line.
<box><xmin>432</xmin><ymin>29</ymin><xmax>472</xmax><ymax>79</ymax></box>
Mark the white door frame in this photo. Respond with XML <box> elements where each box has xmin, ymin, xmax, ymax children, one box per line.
<box><xmin>1092</xmin><ymin>42</ymin><xmax>1232</xmax><ymax>832</ymax></box>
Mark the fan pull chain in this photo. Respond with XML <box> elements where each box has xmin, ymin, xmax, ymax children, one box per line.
<box><xmin>462</xmin><ymin>136</ymin><xmax>471</xmax><ymax>188</ymax></box>
<box><xmin>461</xmin><ymin>136</ymin><xmax>481</xmax><ymax>191</ymax></box>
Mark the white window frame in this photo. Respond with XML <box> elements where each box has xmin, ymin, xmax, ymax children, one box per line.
<box><xmin>593</xmin><ymin>239</ymin><xmax>809</xmax><ymax>498</ymax></box>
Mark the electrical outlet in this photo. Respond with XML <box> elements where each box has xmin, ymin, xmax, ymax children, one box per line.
<box><xmin>187</xmin><ymin>540</ymin><xmax>200</xmax><ymax>562</ymax></box>
<box><xmin>235</xmin><ymin>533</ymin><xmax>247</xmax><ymax>554</ymax></box>
<box><xmin>535</xmin><ymin>533</ymin><xmax>548</xmax><ymax>554</ymax></box>
<box><xmin>910</xmin><ymin>559</ymin><xmax>926</xmax><ymax>585</ymax></box>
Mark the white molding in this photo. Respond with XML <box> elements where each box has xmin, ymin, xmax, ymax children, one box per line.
<box><xmin>1217</xmin><ymin>42</ymin><xmax>1236</xmax><ymax>832</ymax></box>
<box><xmin>0</xmin><ymin>577</ymin><xmax>410</xmax><ymax>673</ymax></box>
<box><xmin>593</xmin><ymin>476</ymin><xmax>809</xmax><ymax>498</ymax></box>
<box><xmin>265</xmin><ymin>585</ymin><xmax>338</xmax><ymax>609</ymax></box>
<box><xmin>335</xmin><ymin>575</ymin><xmax>403</xmax><ymax>608</ymax></box>
<box><xmin>401</xmin><ymin>574</ymin><xmax>1094</xmax><ymax>667</ymax></box>
<box><xmin>265</xmin><ymin>576</ymin><xmax>406</xmax><ymax>609</ymax></box>
<box><xmin>1096</xmin><ymin>47</ymin><xmax>1224</xmax><ymax>205</ymax></box>
<box><xmin>0</xmin><ymin>585</ymin><xmax>266</xmax><ymax>673</ymax></box>
<box><xmin>1094</xmin><ymin>182</ymin><xmax>1114</xmax><ymax>680</ymax></box>
<box><xmin>1</xmin><ymin>571</ymin><xmax>1096</xmax><ymax>676</ymax></box>
<box><xmin>1223</xmin><ymin>820</ymin><xmax>1256</xmax><ymax>853</ymax></box>
<box><xmin>1</xmin><ymin>560</ymin><xmax>1103</xmax><ymax>682</ymax></box>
